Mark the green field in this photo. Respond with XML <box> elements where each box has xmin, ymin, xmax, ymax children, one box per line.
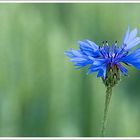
<box><xmin>0</xmin><ymin>3</ymin><xmax>140</xmax><ymax>137</ymax></box>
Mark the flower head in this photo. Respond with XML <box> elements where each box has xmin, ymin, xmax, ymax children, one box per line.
<box><xmin>65</xmin><ymin>27</ymin><xmax>140</xmax><ymax>87</ymax></box>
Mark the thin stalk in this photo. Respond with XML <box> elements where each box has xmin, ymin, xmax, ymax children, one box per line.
<box><xmin>101</xmin><ymin>86</ymin><xmax>112</xmax><ymax>136</ymax></box>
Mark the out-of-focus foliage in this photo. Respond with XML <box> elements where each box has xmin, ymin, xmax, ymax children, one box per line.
<box><xmin>0</xmin><ymin>3</ymin><xmax>140</xmax><ymax>137</ymax></box>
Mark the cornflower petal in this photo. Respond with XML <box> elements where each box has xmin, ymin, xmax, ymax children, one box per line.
<box><xmin>97</xmin><ymin>65</ymin><xmax>107</xmax><ymax>79</ymax></box>
<box><xmin>123</xmin><ymin>26</ymin><xmax>130</xmax><ymax>44</ymax></box>
<box><xmin>117</xmin><ymin>63</ymin><xmax>128</xmax><ymax>75</ymax></box>
<box><xmin>127</xmin><ymin>28</ymin><xmax>138</xmax><ymax>43</ymax></box>
<box><xmin>121</xmin><ymin>48</ymin><xmax>140</xmax><ymax>69</ymax></box>
<box><xmin>78</xmin><ymin>40</ymin><xmax>100</xmax><ymax>57</ymax></box>
<box><xmin>126</xmin><ymin>37</ymin><xmax>140</xmax><ymax>50</ymax></box>
<box><xmin>122</xmin><ymin>27</ymin><xmax>140</xmax><ymax>50</ymax></box>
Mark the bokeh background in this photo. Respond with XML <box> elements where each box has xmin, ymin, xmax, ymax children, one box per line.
<box><xmin>0</xmin><ymin>3</ymin><xmax>140</xmax><ymax>137</ymax></box>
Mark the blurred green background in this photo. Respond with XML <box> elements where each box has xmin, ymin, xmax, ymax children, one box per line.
<box><xmin>0</xmin><ymin>3</ymin><xmax>140</xmax><ymax>137</ymax></box>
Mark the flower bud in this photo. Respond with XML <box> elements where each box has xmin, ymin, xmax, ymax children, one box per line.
<box><xmin>102</xmin><ymin>64</ymin><xmax>120</xmax><ymax>87</ymax></box>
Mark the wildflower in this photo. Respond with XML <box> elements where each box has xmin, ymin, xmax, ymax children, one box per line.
<box><xmin>65</xmin><ymin>26</ymin><xmax>140</xmax><ymax>136</ymax></box>
<box><xmin>65</xmin><ymin>27</ymin><xmax>140</xmax><ymax>87</ymax></box>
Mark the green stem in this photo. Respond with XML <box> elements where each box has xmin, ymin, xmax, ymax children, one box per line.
<box><xmin>101</xmin><ymin>86</ymin><xmax>112</xmax><ymax>136</ymax></box>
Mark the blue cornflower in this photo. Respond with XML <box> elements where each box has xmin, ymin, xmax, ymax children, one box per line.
<box><xmin>65</xmin><ymin>27</ymin><xmax>140</xmax><ymax>86</ymax></box>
